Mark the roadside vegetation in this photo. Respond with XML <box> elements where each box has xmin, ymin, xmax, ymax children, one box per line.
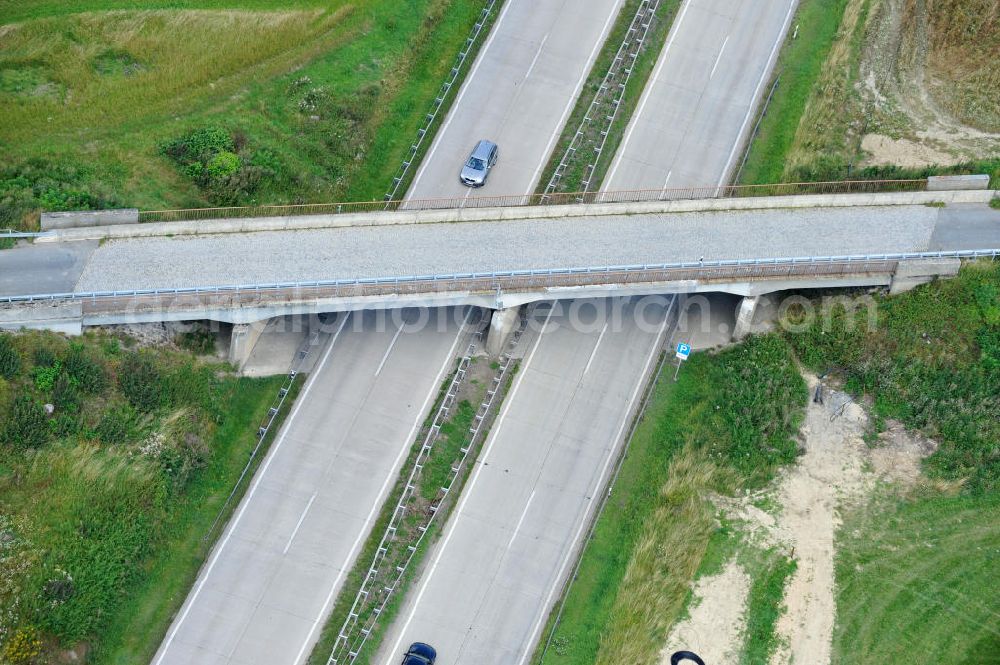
<box><xmin>533</xmin><ymin>335</ymin><xmax>806</xmax><ymax>665</ymax></box>
<box><xmin>534</xmin><ymin>261</ymin><xmax>999</xmax><ymax>665</ymax></box>
<box><xmin>832</xmin><ymin>493</ymin><xmax>1000</xmax><ymax>664</ymax></box>
<box><xmin>739</xmin><ymin>0</ymin><xmax>1000</xmax><ymax>186</ymax></box>
<box><xmin>0</xmin><ymin>0</ymin><xmax>490</xmax><ymax>230</ymax></box>
<box><xmin>787</xmin><ymin>261</ymin><xmax>1000</xmax><ymax>494</ymax></box>
<box><xmin>785</xmin><ymin>261</ymin><xmax>1000</xmax><ymax>662</ymax></box>
<box><xmin>0</xmin><ymin>329</ymin><xmax>288</xmax><ymax>664</ymax></box>
<box><xmin>535</xmin><ymin>0</ymin><xmax>681</xmax><ymax>195</ymax></box>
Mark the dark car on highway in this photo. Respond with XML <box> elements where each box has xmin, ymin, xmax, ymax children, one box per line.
<box><xmin>401</xmin><ymin>642</ymin><xmax>437</xmax><ymax>665</ymax></box>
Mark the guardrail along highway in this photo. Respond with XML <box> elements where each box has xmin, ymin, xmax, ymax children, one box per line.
<box><xmin>152</xmin><ymin>308</ymin><xmax>473</xmax><ymax>665</ymax></box>
<box><xmin>379</xmin><ymin>296</ymin><xmax>675</xmax><ymax>665</ymax></box>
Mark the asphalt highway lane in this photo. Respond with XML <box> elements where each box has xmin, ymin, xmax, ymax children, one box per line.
<box><xmin>153</xmin><ymin>308</ymin><xmax>472</xmax><ymax>665</ymax></box>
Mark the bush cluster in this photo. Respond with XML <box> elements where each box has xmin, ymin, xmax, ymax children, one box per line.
<box><xmin>160</xmin><ymin>126</ymin><xmax>281</xmax><ymax>205</ymax></box>
<box><xmin>787</xmin><ymin>156</ymin><xmax>1000</xmax><ymax>189</ymax></box>
<box><xmin>0</xmin><ymin>159</ymin><xmax>121</xmax><ymax>232</ymax></box>
<box><xmin>785</xmin><ymin>262</ymin><xmax>1000</xmax><ymax>493</ymax></box>
<box><xmin>0</xmin><ymin>330</ymin><xmax>239</xmax><ymax>659</ymax></box>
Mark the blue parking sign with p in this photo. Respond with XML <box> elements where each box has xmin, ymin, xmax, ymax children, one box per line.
<box><xmin>676</xmin><ymin>343</ymin><xmax>691</xmax><ymax>360</ymax></box>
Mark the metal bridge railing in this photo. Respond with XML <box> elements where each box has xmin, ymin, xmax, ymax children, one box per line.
<box><xmin>137</xmin><ymin>178</ymin><xmax>928</xmax><ymax>223</ymax></box>
<box><xmin>3</xmin><ymin>249</ymin><xmax>996</xmax><ymax>310</ymax></box>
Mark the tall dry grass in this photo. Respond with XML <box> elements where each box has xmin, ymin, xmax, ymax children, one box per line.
<box><xmin>593</xmin><ymin>448</ymin><xmax>716</xmax><ymax>665</ymax></box>
<box><xmin>783</xmin><ymin>0</ymin><xmax>872</xmax><ymax>177</ymax></box>
<box><xmin>924</xmin><ymin>0</ymin><xmax>1000</xmax><ymax>132</ymax></box>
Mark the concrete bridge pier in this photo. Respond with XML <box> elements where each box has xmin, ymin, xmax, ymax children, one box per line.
<box><xmin>486</xmin><ymin>306</ymin><xmax>521</xmax><ymax>357</ymax></box>
<box><xmin>228</xmin><ymin>319</ymin><xmax>269</xmax><ymax>371</ymax></box>
<box><xmin>732</xmin><ymin>295</ymin><xmax>759</xmax><ymax>342</ymax></box>
<box><xmin>731</xmin><ymin>293</ymin><xmax>782</xmax><ymax>342</ymax></box>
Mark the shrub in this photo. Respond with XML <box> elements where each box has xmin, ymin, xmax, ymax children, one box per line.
<box><xmin>64</xmin><ymin>345</ymin><xmax>107</xmax><ymax>394</ymax></box>
<box><xmin>32</xmin><ymin>346</ymin><xmax>57</xmax><ymax>368</ymax></box>
<box><xmin>0</xmin><ymin>159</ymin><xmax>121</xmax><ymax>232</ymax></box>
<box><xmin>160</xmin><ymin>126</ymin><xmax>279</xmax><ymax>205</ymax></box>
<box><xmin>175</xmin><ymin>326</ymin><xmax>216</xmax><ymax>355</ymax></box>
<box><xmin>95</xmin><ymin>404</ymin><xmax>137</xmax><ymax>445</ymax></box>
<box><xmin>160</xmin><ymin>126</ymin><xmax>234</xmax><ymax>165</ymax></box>
<box><xmin>32</xmin><ymin>360</ymin><xmax>61</xmax><ymax>392</ymax></box>
<box><xmin>3</xmin><ymin>396</ymin><xmax>49</xmax><ymax>449</ymax></box>
<box><xmin>206</xmin><ymin>151</ymin><xmax>241</xmax><ymax>179</ymax></box>
<box><xmin>977</xmin><ymin>326</ymin><xmax>1000</xmax><ymax>369</ymax></box>
<box><xmin>2</xmin><ymin>625</ymin><xmax>41</xmax><ymax>664</ymax></box>
<box><xmin>118</xmin><ymin>353</ymin><xmax>162</xmax><ymax>412</ymax></box>
<box><xmin>51</xmin><ymin>413</ymin><xmax>82</xmax><ymax>438</ymax></box>
<box><xmin>0</xmin><ymin>334</ymin><xmax>20</xmax><ymax>379</ymax></box>
<box><xmin>52</xmin><ymin>373</ymin><xmax>79</xmax><ymax>413</ymax></box>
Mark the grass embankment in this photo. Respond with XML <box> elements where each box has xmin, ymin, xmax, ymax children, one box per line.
<box><xmin>738</xmin><ymin>0</ymin><xmax>1000</xmax><ymax>186</ymax></box>
<box><xmin>534</xmin><ymin>335</ymin><xmax>806</xmax><ymax>665</ymax></box>
<box><xmin>307</xmin><ymin>357</ymin><xmax>512</xmax><ymax>665</ymax></box>
<box><xmin>0</xmin><ymin>330</ymin><xmax>290</xmax><ymax>664</ymax></box>
<box><xmin>534</xmin><ymin>0</ymin><xmax>681</xmax><ymax>195</ymax></box>
<box><xmin>737</xmin><ymin>0</ymin><xmax>853</xmax><ymax>185</ymax></box>
<box><xmin>833</xmin><ymin>493</ymin><xmax>1000</xmax><ymax>664</ymax></box>
<box><xmin>784</xmin><ymin>261</ymin><xmax>1000</xmax><ymax>662</ymax></box>
<box><xmin>0</xmin><ymin>0</ymin><xmax>488</xmax><ymax>230</ymax></box>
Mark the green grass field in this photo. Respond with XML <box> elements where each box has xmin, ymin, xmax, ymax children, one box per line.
<box><xmin>533</xmin><ymin>335</ymin><xmax>806</xmax><ymax>665</ymax></box>
<box><xmin>0</xmin><ymin>330</ymin><xmax>288</xmax><ymax>664</ymax></box>
<box><xmin>832</xmin><ymin>492</ymin><xmax>1000</xmax><ymax>664</ymax></box>
<box><xmin>737</xmin><ymin>0</ymin><xmax>853</xmax><ymax>184</ymax></box>
<box><xmin>0</xmin><ymin>0</ymin><xmax>488</xmax><ymax>229</ymax></box>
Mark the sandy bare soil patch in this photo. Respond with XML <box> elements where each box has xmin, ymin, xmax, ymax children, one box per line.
<box><xmin>858</xmin><ymin>0</ymin><xmax>1000</xmax><ymax>167</ymax></box>
<box><xmin>680</xmin><ymin>373</ymin><xmax>938</xmax><ymax>665</ymax></box>
<box><xmin>659</xmin><ymin>561</ymin><xmax>751</xmax><ymax>665</ymax></box>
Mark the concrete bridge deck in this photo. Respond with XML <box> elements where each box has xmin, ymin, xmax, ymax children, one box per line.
<box><xmin>1</xmin><ymin>194</ymin><xmax>997</xmax><ymax>331</ymax></box>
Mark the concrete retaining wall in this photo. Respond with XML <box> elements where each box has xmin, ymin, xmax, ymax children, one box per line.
<box><xmin>38</xmin><ymin>189</ymin><xmax>999</xmax><ymax>243</ymax></box>
<box><xmin>41</xmin><ymin>209</ymin><xmax>139</xmax><ymax>231</ymax></box>
<box><xmin>0</xmin><ymin>301</ymin><xmax>82</xmax><ymax>335</ymax></box>
<box><xmin>927</xmin><ymin>175</ymin><xmax>990</xmax><ymax>191</ymax></box>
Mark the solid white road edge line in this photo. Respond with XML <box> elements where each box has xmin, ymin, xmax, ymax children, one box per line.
<box><xmin>715</xmin><ymin>0</ymin><xmax>798</xmax><ymax>188</ymax></box>
<box><xmin>516</xmin><ymin>295</ymin><xmax>676</xmax><ymax>665</ymax></box>
<box><xmin>152</xmin><ymin>313</ymin><xmax>350</xmax><ymax>665</ymax></box>
<box><xmin>604</xmin><ymin>0</ymin><xmax>693</xmax><ymax>187</ymax></box>
<box><xmin>381</xmin><ymin>305</ymin><xmax>556</xmax><ymax>665</ymax></box>
<box><xmin>405</xmin><ymin>0</ymin><xmax>518</xmax><ymax>201</ymax></box>
<box><xmin>293</xmin><ymin>307</ymin><xmax>475</xmax><ymax>665</ymax></box>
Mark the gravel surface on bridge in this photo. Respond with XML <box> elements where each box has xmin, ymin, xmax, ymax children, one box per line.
<box><xmin>74</xmin><ymin>205</ymin><xmax>939</xmax><ymax>292</ymax></box>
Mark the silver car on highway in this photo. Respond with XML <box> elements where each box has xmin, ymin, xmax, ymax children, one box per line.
<box><xmin>460</xmin><ymin>139</ymin><xmax>498</xmax><ymax>187</ymax></box>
